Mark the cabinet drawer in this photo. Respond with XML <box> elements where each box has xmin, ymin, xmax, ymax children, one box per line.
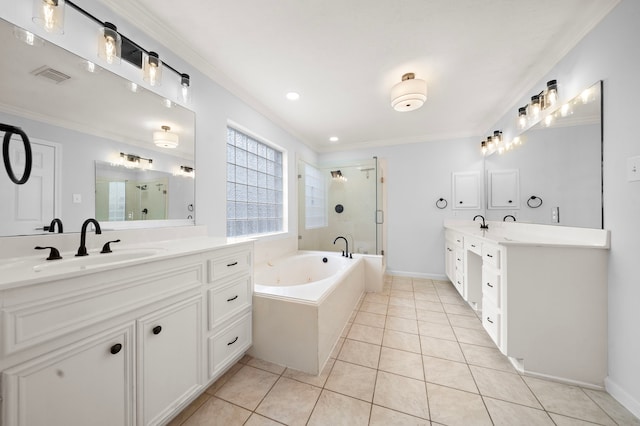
<box><xmin>482</xmin><ymin>244</ymin><xmax>501</xmax><ymax>269</ymax></box>
<box><xmin>208</xmin><ymin>249</ymin><xmax>252</xmax><ymax>283</ymax></box>
<box><xmin>208</xmin><ymin>313</ymin><xmax>252</xmax><ymax>379</ymax></box>
<box><xmin>482</xmin><ymin>298</ymin><xmax>500</xmax><ymax>347</ymax></box>
<box><xmin>208</xmin><ymin>275</ymin><xmax>252</xmax><ymax>330</ymax></box>
<box><xmin>482</xmin><ymin>267</ymin><xmax>501</xmax><ymax>307</ymax></box>
<box><xmin>464</xmin><ymin>237</ymin><xmax>481</xmax><ymax>255</ymax></box>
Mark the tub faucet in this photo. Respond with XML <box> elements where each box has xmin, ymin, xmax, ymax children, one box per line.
<box><xmin>473</xmin><ymin>215</ymin><xmax>489</xmax><ymax>229</ymax></box>
<box><xmin>47</xmin><ymin>218</ymin><xmax>63</xmax><ymax>233</ymax></box>
<box><xmin>333</xmin><ymin>236</ymin><xmax>351</xmax><ymax>258</ymax></box>
<box><xmin>76</xmin><ymin>218</ymin><xmax>102</xmax><ymax>257</ymax></box>
<box><xmin>503</xmin><ymin>215</ymin><xmax>516</xmax><ymax>222</ymax></box>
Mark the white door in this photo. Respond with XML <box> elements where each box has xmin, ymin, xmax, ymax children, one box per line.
<box><xmin>0</xmin><ymin>138</ymin><xmax>57</xmax><ymax>235</ymax></box>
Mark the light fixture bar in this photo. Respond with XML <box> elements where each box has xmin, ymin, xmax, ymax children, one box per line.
<box><xmin>64</xmin><ymin>1</ymin><xmax>188</xmax><ymax>90</ymax></box>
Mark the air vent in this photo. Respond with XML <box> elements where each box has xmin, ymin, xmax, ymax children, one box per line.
<box><xmin>31</xmin><ymin>65</ymin><xmax>71</xmax><ymax>84</ymax></box>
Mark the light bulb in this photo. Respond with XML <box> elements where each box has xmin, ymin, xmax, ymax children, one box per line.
<box><xmin>518</xmin><ymin>106</ymin><xmax>527</xmax><ymax>129</ymax></box>
<box><xmin>481</xmin><ymin>141</ymin><xmax>487</xmax><ymax>156</ymax></box>
<box><xmin>32</xmin><ymin>0</ymin><xmax>65</xmax><ymax>34</ymax></box>
<box><xmin>143</xmin><ymin>51</ymin><xmax>162</xmax><ymax>86</ymax></box>
<box><xmin>179</xmin><ymin>73</ymin><xmax>191</xmax><ymax>104</ymax></box>
<box><xmin>530</xmin><ymin>95</ymin><xmax>541</xmax><ymax>118</ymax></box>
<box><xmin>545</xmin><ymin>80</ymin><xmax>558</xmax><ymax>107</ymax></box>
<box><xmin>98</xmin><ymin>23</ymin><xmax>121</xmax><ymax>64</ymax></box>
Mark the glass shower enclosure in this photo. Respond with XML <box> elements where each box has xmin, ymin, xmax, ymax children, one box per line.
<box><xmin>298</xmin><ymin>157</ymin><xmax>385</xmax><ymax>257</ymax></box>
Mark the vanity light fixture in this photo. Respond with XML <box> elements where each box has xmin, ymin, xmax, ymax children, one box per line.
<box><xmin>34</xmin><ymin>0</ymin><xmax>192</xmax><ymax>100</ymax></box>
<box><xmin>153</xmin><ymin>125</ymin><xmax>179</xmax><ymax>149</ymax></box>
<box><xmin>98</xmin><ymin>22</ymin><xmax>121</xmax><ymax>65</ymax></box>
<box><xmin>32</xmin><ymin>0</ymin><xmax>65</xmax><ymax>34</ymax></box>
<box><xmin>516</xmin><ymin>79</ymin><xmax>559</xmax><ymax>128</ymax></box>
<box><xmin>390</xmin><ymin>72</ymin><xmax>427</xmax><ymax>112</ymax></box>
<box><xmin>143</xmin><ymin>51</ymin><xmax>162</xmax><ymax>86</ymax></box>
<box><xmin>330</xmin><ymin>170</ymin><xmax>347</xmax><ymax>182</ymax></box>
<box><xmin>119</xmin><ymin>152</ymin><xmax>153</xmax><ymax>169</ymax></box>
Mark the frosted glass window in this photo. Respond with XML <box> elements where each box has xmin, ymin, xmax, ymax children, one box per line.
<box><xmin>108</xmin><ymin>181</ymin><xmax>126</xmax><ymax>221</ymax></box>
<box><xmin>227</xmin><ymin>127</ymin><xmax>284</xmax><ymax>237</ymax></box>
<box><xmin>304</xmin><ymin>163</ymin><xmax>327</xmax><ymax>229</ymax></box>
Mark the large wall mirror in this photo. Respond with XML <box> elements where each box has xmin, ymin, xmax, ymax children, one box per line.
<box><xmin>483</xmin><ymin>81</ymin><xmax>602</xmax><ymax>228</ymax></box>
<box><xmin>0</xmin><ymin>18</ymin><xmax>195</xmax><ymax>236</ymax></box>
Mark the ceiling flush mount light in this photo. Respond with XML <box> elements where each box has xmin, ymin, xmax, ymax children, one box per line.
<box><xmin>98</xmin><ymin>22</ymin><xmax>121</xmax><ymax>65</ymax></box>
<box><xmin>143</xmin><ymin>51</ymin><xmax>162</xmax><ymax>86</ymax></box>
<box><xmin>330</xmin><ymin>170</ymin><xmax>347</xmax><ymax>182</ymax></box>
<box><xmin>329</xmin><ymin>136</ymin><xmax>339</xmax><ymax>143</ymax></box>
<box><xmin>32</xmin><ymin>0</ymin><xmax>65</xmax><ymax>34</ymax></box>
<box><xmin>390</xmin><ymin>72</ymin><xmax>427</xmax><ymax>112</ymax></box>
<box><xmin>286</xmin><ymin>92</ymin><xmax>300</xmax><ymax>101</ymax></box>
<box><xmin>153</xmin><ymin>125</ymin><xmax>179</xmax><ymax>149</ymax></box>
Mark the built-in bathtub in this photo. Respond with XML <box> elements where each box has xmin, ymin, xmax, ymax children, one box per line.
<box><xmin>250</xmin><ymin>251</ymin><xmax>366</xmax><ymax>375</ymax></box>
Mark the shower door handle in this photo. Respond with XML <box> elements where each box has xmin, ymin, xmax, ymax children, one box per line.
<box><xmin>375</xmin><ymin>210</ymin><xmax>384</xmax><ymax>224</ymax></box>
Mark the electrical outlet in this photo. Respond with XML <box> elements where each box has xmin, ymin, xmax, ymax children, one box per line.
<box><xmin>627</xmin><ymin>156</ymin><xmax>640</xmax><ymax>182</ymax></box>
<box><xmin>551</xmin><ymin>206</ymin><xmax>559</xmax><ymax>223</ymax></box>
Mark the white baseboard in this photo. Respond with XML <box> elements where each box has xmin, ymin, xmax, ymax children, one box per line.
<box><xmin>605</xmin><ymin>376</ymin><xmax>640</xmax><ymax>419</ymax></box>
<box><xmin>385</xmin><ymin>269</ymin><xmax>447</xmax><ymax>281</ymax></box>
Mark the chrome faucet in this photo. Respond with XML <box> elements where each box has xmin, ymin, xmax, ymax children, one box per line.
<box><xmin>76</xmin><ymin>218</ymin><xmax>102</xmax><ymax>256</ymax></box>
<box><xmin>333</xmin><ymin>236</ymin><xmax>351</xmax><ymax>258</ymax></box>
<box><xmin>47</xmin><ymin>218</ymin><xmax>63</xmax><ymax>233</ymax></box>
<box><xmin>503</xmin><ymin>215</ymin><xmax>516</xmax><ymax>222</ymax></box>
<box><xmin>473</xmin><ymin>215</ymin><xmax>489</xmax><ymax>229</ymax></box>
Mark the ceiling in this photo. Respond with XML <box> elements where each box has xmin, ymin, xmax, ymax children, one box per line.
<box><xmin>101</xmin><ymin>0</ymin><xmax>619</xmax><ymax>152</ymax></box>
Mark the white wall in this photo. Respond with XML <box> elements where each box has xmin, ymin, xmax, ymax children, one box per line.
<box><xmin>484</xmin><ymin>0</ymin><xmax>640</xmax><ymax>415</ymax></box>
<box><xmin>320</xmin><ymin>136</ymin><xmax>483</xmax><ymax>279</ymax></box>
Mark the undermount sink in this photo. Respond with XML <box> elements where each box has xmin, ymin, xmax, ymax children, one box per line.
<box><xmin>33</xmin><ymin>248</ymin><xmax>166</xmax><ymax>273</ymax></box>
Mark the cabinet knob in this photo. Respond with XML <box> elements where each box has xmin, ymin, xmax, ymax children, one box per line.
<box><xmin>508</xmin><ymin>200</ymin><xmax>513</xmax><ymax>203</ymax></box>
<box><xmin>152</xmin><ymin>325</ymin><xmax>162</xmax><ymax>335</ymax></box>
<box><xmin>459</xmin><ymin>201</ymin><xmax>463</xmax><ymax>204</ymax></box>
<box><xmin>110</xmin><ymin>343</ymin><xmax>122</xmax><ymax>355</ymax></box>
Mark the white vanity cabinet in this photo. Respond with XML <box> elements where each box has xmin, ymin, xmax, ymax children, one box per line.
<box><xmin>2</xmin><ymin>325</ymin><xmax>135</xmax><ymax>426</ymax></box>
<box><xmin>0</xmin><ymin>240</ymin><xmax>254</xmax><ymax>426</ymax></box>
<box><xmin>443</xmin><ymin>222</ymin><xmax>609</xmax><ymax>387</ymax></box>
<box><xmin>205</xmin><ymin>246</ymin><xmax>253</xmax><ymax>380</ymax></box>
<box><xmin>444</xmin><ymin>230</ymin><xmax>464</xmax><ymax>297</ymax></box>
<box><xmin>137</xmin><ymin>296</ymin><xmax>202</xmax><ymax>426</ymax></box>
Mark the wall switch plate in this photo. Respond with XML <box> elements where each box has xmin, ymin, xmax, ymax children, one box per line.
<box><xmin>73</xmin><ymin>194</ymin><xmax>82</xmax><ymax>204</ymax></box>
<box><xmin>551</xmin><ymin>206</ymin><xmax>559</xmax><ymax>223</ymax></box>
<box><xmin>627</xmin><ymin>156</ymin><xmax>640</xmax><ymax>182</ymax></box>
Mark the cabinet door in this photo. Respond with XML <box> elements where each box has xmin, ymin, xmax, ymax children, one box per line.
<box><xmin>452</xmin><ymin>171</ymin><xmax>481</xmax><ymax>209</ymax></box>
<box><xmin>487</xmin><ymin>169</ymin><xmax>520</xmax><ymax>209</ymax></box>
<box><xmin>137</xmin><ymin>296</ymin><xmax>202</xmax><ymax>426</ymax></box>
<box><xmin>2</xmin><ymin>326</ymin><xmax>134</xmax><ymax>426</ymax></box>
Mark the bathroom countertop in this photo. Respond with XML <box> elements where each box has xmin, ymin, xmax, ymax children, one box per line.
<box><xmin>444</xmin><ymin>220</ymin><xmax>610</xmax><ymax>249</ymax></box>
<box><xmin>0</xmin><ymin>237</ymin><xmax>253</xmax><ymax>290</ymax></box>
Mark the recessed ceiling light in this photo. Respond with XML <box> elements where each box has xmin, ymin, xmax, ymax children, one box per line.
<box><xmin>329</xmin><ymin>136</ymin><xmax>339</xmax><ymax>143</ymax></box>
<box><xmin>286</xmin><ymin>92</ymin><xmax>300</xmax><ymax>101</ymax></box>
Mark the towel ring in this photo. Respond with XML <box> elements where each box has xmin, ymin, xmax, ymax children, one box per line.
<box><xmin>1</xmin><ymin>123</ymin><xmax>32</xmax><ymax>185</ymax></box>
<box><xmin>527</xmin><ymin>195</ymin><xmax>543</xmax><ymax>208</ymax></box>
<box><xmin>435</xmin><ymin>198</ymin><xmax>448</xmax><ymax>209</ymax></box>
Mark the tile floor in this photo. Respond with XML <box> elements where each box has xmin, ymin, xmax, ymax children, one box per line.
<box><xmin>169</xmin><ymin>276</ymin><xmax>640</xmax><ymax>426</ymax></box>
